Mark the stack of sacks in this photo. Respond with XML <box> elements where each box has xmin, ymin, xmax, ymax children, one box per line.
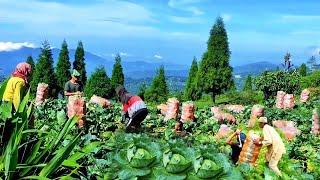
<box><xmin>211</xmin><ymin>107</ymin><xmax>236</xmax><ymax>124</ymax></box>
<box><xmin>272</xmin><ymin>120</ymin><xmax>299</xmax><ymax>140</ymax></box>
<box><xmin>311</xmin><ymin>109</ymin><xmax>320</xmax><ymax>135</ymax></box>
<box><xmin>284</xmin><ymin>94</ymin><xmax>295</xmax><ymax>109</ymax></box>
<box><xmin>181</xmin><ymin>102</ymin><xmax>195</xmax><ymax>122</ymax></box>
<box><xmin>164</xmin><ymin>98</ymin><xmax>180</xmax><ymax>121</ymax></box>
<box><xmin>300</xmin><ymin>89</ymin><xmax>310</xmax><ymax>103</ymax></box>
<box><xmin>67</xmin><ymin>96</ymin><xmax>86</xmax><ymax>128</ymax></box>
<box><xmin>248</xmin><ymin>105</ymin><xmax>264</xmax><ymax>128</ymax></box>
<box><xmin>89</xmin><ymin>95</ymin><xmax>111</xmax><ymax>108</ymax></box>
<box><xmin>35</xmin><ymin>83</ymin><xmax>49</xmax><ymax>106</ymax></box>
<box><xmin>215</xmin><ymin>124</ymin><xmax>232</xmax><ymax>139</ymax></box>
<box><xmin>238</xmin><ymin>130</ymin><xmax>262</xmax><ymax>165</ymax></box>
<box><xmin>276</xmin><ymin>91</ymin><xmax>286</xmax><ymax>109</ymax></box>
<box><xmin>223</xmin><ymin>104</ymin><xmax>245</xmax><ymax>113</ymax></box>
<box><xmin>157</xmin><ymin>104</ymin><xmax>168</xmax><ymax>116</ymax></box>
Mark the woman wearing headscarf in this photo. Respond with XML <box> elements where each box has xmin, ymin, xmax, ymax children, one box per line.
<box><xmin>3</xmin><ymin>62</ymin><xmax>32</xmax><ymax>110</ymax></box>
<box><xmin>115</xmin><ymin>85</ymin><xmax>148</xmax><ymax>132</ymax></box>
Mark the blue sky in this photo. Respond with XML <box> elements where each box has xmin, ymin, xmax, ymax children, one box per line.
<box><xmin>1</xmin><ymin>0</ymin><xmax>320</xmax><ymax>66</ymax></box>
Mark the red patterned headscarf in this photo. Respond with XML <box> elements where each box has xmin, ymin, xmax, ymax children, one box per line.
<box><xmin>12</xmin><ymin>62</ymin><xmax>32</xmax><ymax>84</ymax></box>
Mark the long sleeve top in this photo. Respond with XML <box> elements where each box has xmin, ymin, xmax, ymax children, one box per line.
<box><xmin>3</xmin><ymin>77</ymin><xmax>25</xmax><ymax>110</ymax></box>
<box><xmin>262</xmin><ymin>124</ymin><xmax>286</xmax><ymax>154</ymax></box>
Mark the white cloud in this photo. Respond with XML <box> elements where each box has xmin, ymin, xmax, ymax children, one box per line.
<box><xmin>280</xmin><ymin>15</ymin><xmax>320</xmax><ymax>22</ymax></box>
<box><xmin>0</xmin><ymin>0</ymin><xmax>158</xmax><ymax>38</ymax></box>
<box><xmin>168</xmin><ymin>0</ymin><xmax>204</xmax><ymax>16</ymax></box>
<box><xmin>154</xmin><ymin>54</ymin><xmax>163</xmax><ymax>59</ymax></box>
<box><xmin>234</xmin><ymin>75</ymin><xmax>241</xmax><ymax>79</ymax></box>
<box><xmin>169</xmin><ymin>16</ymin><xmax>203</xmax><ymax>24</ymax></box>
<box><xmin>119</xmin><ymin>52</ymin><xmax>132</xmax><ymax>57</ymax></box>
<box><xmin>221</xmin><ymin>13</ymin><xmax>232</xmax><ymax>22</ymax></box>
<box><xmin>0</xmin><ymin>41</ymin><xmax>35</xmax><ymax>52</ymax></box>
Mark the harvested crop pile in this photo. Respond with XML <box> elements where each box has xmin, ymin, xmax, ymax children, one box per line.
<box><xmin>181</xmin><ymin>102</ymin><xmax>195</xmax><ymax>122</ymax></box>
<box><xmin>248</xmin><ymin>105</ymin><xmax>264</xmax><ymax>127</ymax></box>
<box><xmin>89</xmin><ymin>95</ymin><xmax>111</xmax><ymax>108</ymax></box>
<box><xmin>215</xmin><ymin>124</ymin><xmax>232</xmax><ymax>139</ymax></box>
<box><xmin>211</xmin><ymin>107</ymin><xmax>236</xmax><ymax>124</ymax></box>
<box><xmin>67</xmin><ymin>96</ymin><xmax>86</xmax><ymax>128</ymax></box>
<box><xmin>300</xmin><ymin>89</ymin><xmax>310</xmax><ymax>103</ymax></box>
<box><xmin>238</xmin><ymin>130</ymin><xmax>262</xmax><ymax>165</ymax></box>
<box><xmin>223</xmin><ymin>104</ymin><xmax>245</xmax><ymax>113</ymax></box>
<box><xmin>284</xmin><ymin>94</ymin><xmax>295</xmax><ymax>109</ymax></box>
<box><xmin>276</xmin><ymin>91</ymin><xmax>286</xmax><ymax>109</ymax></box>
<box><xmin>35</xmin><ymin>83</ymin><xmax>49</xmax><ymax>106</ymax></box>
<box><xmin>164</xmin><ymin>98</ymin><xmax>180</xmax><ymax>121</ymax></box>
<box><xmin>272</xmin><ymin>120</ymin><xmax>300</xmax><ymax>140</ymax></box>
<box><xmin>312</xmin><ymin>108</ymin><xmax>320</xmax><ymax>135</ymax></box>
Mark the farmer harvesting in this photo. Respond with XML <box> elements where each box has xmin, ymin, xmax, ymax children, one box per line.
<box><xmin>116</xmin><ymin>85</ymin><xmax>148</xmax><ymax>132</ymax></box>
<box><xmin>64</xmin><ymin>70</ymin><xmax>83</xmax><ymax>97</ymax></box>
<box><xmin>226</xmin><ymin>129</ymin><xmax>246</xmax><ymax>164</ymax></box>
<box><xmin>254</xmin><ymin>117</ymin><xmax>286</xmax><ymax>176</ymax></box>
<box><xmin>3</xmin><ymin>62</ymin><xmax>32</xmax><ymax>110</ymax></box>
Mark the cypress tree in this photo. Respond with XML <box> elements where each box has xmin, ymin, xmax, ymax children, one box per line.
<box><xmin>299</xmin><ymin>63</ymin><xmax>307</xmax><ymax>77</ymax></box>
<box><xmin>243</xmin><ymin>75</ymin><xmax>253</xmax><ymax>91</ymax></box>
<box><xmin>111</xmin><ymin>54</ymin><xmax>124</xmax><ymax>88</ymax></box>
<box><xmin>56</xmin><ymin>40</ymin><xmax>71</xmax><ymax>95</ymax></box>
<box><xmin>145</xmin><ymin>66</ymin><xmax>168</xmax><ymax>103</ymax></box>
<box><xmin>73</xmin><ymin>41</ymin><xmax>87</xmax><ymax>85</ymax></box>
<box><xmin>84</xmin><ymin>67</ymin><xmax>113</xmax><ymax>98</ymax></box>
<box><xmin>137</xmin><ymin>83</ymin><xmax>147</xmax><ymax>100</ymax></box>
<box><xmin>26</xmin><ymin>55</ymin><xmax>35</xmax><ymax>85</ymax></box>
<box><xmin>197</xmin><ymin>17</ymin><xmax>233</xmax><ymax>102</ymax></box>
<box><xmin>31</xmin><ymin>40</ymin><xmax>56</xmax><ymax>96</ymax></box>
<box><xmin>184</xmin><ymin>57</ymin><xmax>199</xmax><ymax>100</ymax></box>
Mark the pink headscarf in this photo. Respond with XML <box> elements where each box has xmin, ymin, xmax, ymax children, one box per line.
<box><xmin>12</xmin><ymin>62</ymin><xmax>32</xmax><ymax>84</ymax></box>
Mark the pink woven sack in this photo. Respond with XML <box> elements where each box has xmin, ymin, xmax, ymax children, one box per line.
<box><xmin>181</xmin><ymin>102</ymin><xmax>195</xmax><ymax>122</ymax></box>
<box><xmin>35</xmin><ymin>83</ymin><xmax>49</xmax><ymax>106</ymax></box>
<box><xmin>312</xmin><ymin>109</ymin><xmax>320</xmax><ymax>135</ymax></box>
<box><xmin>300</xmin><ymin>89</ymin><xmax>310</xmax><ymax>103</ymax></box>
<box><xmin>284</xmin><ymin>94</ymin><xmax>295</xmax><ymax>109</ymax></box>
<box><xmin>67</xmin><ymin>96</ymin><xmax>86</xmax><ymax>128</ymax></box>
<box><xmin>89</xmin><ymin>95</ymin><xmax>111</xmax><ymax>108</ymax></box>
<box><xmin>272</xmin><ymin>120</ymin><xmax>299</xmax><ymax>140</ymax></box>
<box><xmin>276</xmin><ymin>91</ymin><xmax>286</xmax><ymax>109</ymax></box>
<box><xmin>164</xmin><ymin>98</ymin><xmax>180</xmax><ymax>121</ymax></box>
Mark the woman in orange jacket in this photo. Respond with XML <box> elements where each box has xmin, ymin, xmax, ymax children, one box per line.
<box><xmin>3</xmin><ymin>62</ymin><xmax>32</xmax><ymax>110</ymax></box>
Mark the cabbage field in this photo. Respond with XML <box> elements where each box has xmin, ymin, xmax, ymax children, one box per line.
<box><xmin>1</xmin><ymin>86</ymin><xmax>319</xmax><ymax>180</ymax></box>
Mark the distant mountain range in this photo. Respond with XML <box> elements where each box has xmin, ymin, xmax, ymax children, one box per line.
<box><xmin>0</xmin><ymin>47</ymin><xmax>187</xmax><ymax>77</ymax></box>
<box><xmin>0</xmin><ymin>47</ymin><xmax>278</xmax><ymax>93</ymax></box>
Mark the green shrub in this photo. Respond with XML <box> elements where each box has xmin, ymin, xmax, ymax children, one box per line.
<box><xmin>255</xmin><ymin>70</ymin><xmax>301</xmax><ymax>99</ymax></box>
<box><xmin>300</xmin><ymin>71</ymin><xmax>320</xmax><ymax>89</ymax></box>
<box><xmin>215</xmin><ymin>90</ymin><xmax>264</xmax><ymax>105</ymax></box>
